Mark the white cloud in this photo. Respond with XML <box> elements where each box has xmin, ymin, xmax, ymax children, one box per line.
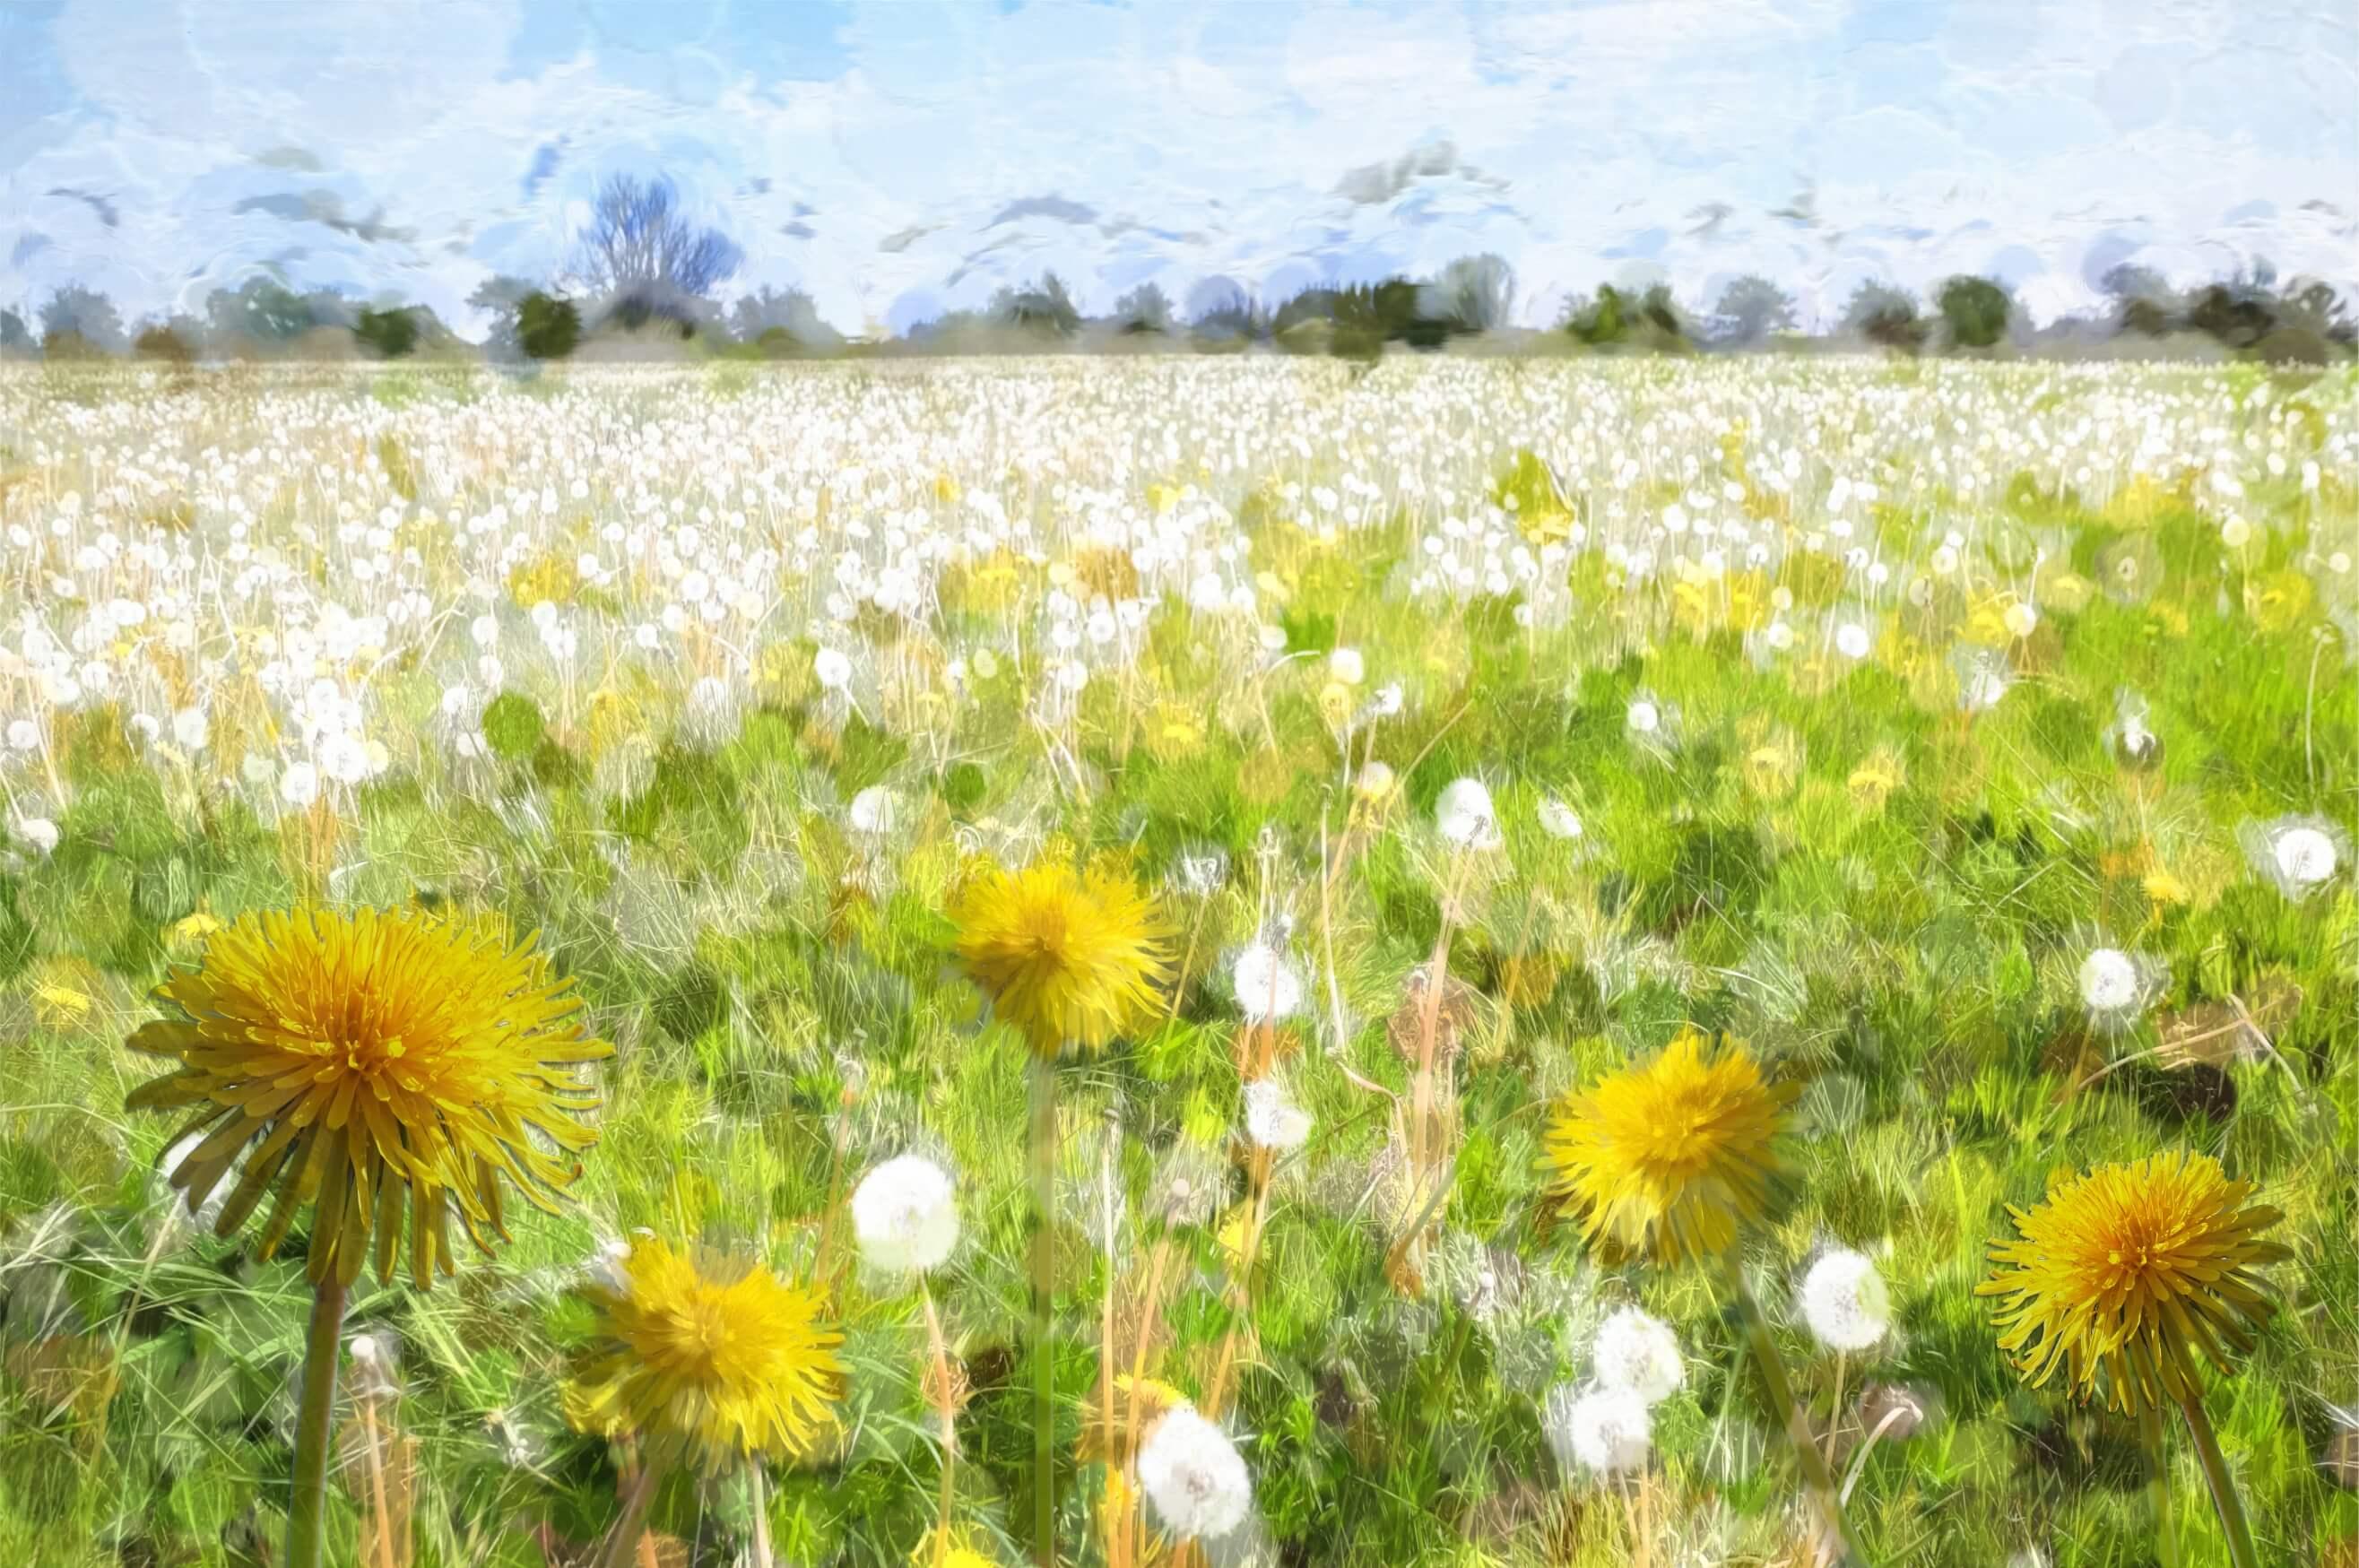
<box><xmin>2</xmin><ymin>0</ymin><xmax>2351</xmax><ymax>336</ymax></box>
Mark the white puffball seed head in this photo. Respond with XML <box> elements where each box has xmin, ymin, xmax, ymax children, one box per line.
<box><xmin>1231</xmin><ymin>945</ymin><xmax>1304</xmax><ymax>1023</ymax></box>
<box><xmin>2277</xmin><ymin>826</ymin><xmax>2337</xmax><ymax>888</ymax></box>
<box><xmin>850</xmin><ymin>1154</ymin><xmax>960</xmax><ymax>1275</ymax></box>
<box><xmin>2077</xmin><ymin>948</ymin><xmax>2140</xmax><ymax>1013</ymax></box>
<box><xmin>1565</xmin><ymin>1386</ymin><xmax>1653</xmax><ymax>1477</ymax></box>
<box><xmin>1435</xmin><ymin>776</ymin><xmax>1501</xmax><ymax>851</ymax></box>
<box><xmin>1137</xmin><ymin>1406</ymin><xmax>1253</xmax><ymax>1541</ymax></box>
<box><xmin>1590</xmin><ymin>1307</ymin><xmax>1685</xmax><ymax>1406</ymax></box>
<box><xmin>1799</xmin><ymin>1248</ymin><xmax>1892</xmax><ymax>1352</ymax></box>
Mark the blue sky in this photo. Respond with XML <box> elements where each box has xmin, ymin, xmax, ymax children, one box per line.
<box><xmin>2</xmin><ymin>0</ymin><xmax>2352</xmax><ymax>335</ymax></box>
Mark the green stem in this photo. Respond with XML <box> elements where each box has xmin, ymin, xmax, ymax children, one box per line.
<box><xmin>286</xmin><ymin>1276</ymin><xmax>348</xmax><ymax>1568</ymax></box>
<box><xmin>1029</xmin><ymin>1054</ymin><xmax>1060</xmax><ymax>1568</ymax></box>
<box><xmin>2173</xmin><ymin>1387</ymin><xmax>2261</xmax><ymax>1568</ymax></box>
<box><xmin>1725</xmin><ymin>1264</ymin><xmax>1871</xmax><ymax>1568</ymax></box>
<box><xmin>749</xmin><ymin>1458</ymin><xmax>773</xmax><ymax>1568</ymax></box>
<box><xmin>597</xmin><ymin>1447</ymin><xmax>675</xmax><ymax>1568</ymax></box>
<box><xmin>2140</xmin><ymin>1402</ymin><xmax>2181</xmax><ymax>1568</ymax></box>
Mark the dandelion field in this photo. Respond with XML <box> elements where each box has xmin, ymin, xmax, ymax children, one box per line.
<box><xmin>0</xmin><ymin>354</ymin><xmax>2354</xmax><ymax>1568</ymax></box>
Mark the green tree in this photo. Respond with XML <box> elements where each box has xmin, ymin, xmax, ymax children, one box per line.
<box><xmin>469</xmin><ymin>274</ymin><xmax>537</xmax><ymax>356</ymax></box>
<box><xmin>991</xmin><ymin>272</ymin><xmax>1081</xmax><ymax>337</ymax></box>
<box><xmin>39</xmin><ymin>285</ymin><xmax>126</xmax><ymax>355</ymax></box>
<box><xmin>1936</xmin><ymin>274</ymin><xmax>2012</xmax><ymax>350</ymax></box>
<box><xmin>1562</xmin><ymin>284</ymin><xmax>1629</xmax><ymax>346</ymax></box>
<box><xmin>516</xmin><ymin>292</ymin><xmax>582</xmax><ymax>360</ymax></box>
<box><xmin>1843</xmin><ymin>281</ymin><xmax>1929</xmax><ymax>353</ymax></box>
<box><xmin>352</xmin><ymin>306</ymin><xmax>420</xmax><ymax>359</ymax></box>
<box><xmin>2100</xmin><ymin>264</ymin><xmax>2178</xmax><ymax>337</ymax></box>
<box><xmin>1636</xmin><ymin>282</ymin><xmax>1687</xmax><ymax>345</ymax></box>
<box><xmin>1113</xmin><ymin>282</ymin><xmax>1174</xmax><ymax>335</ymax></box>
<box><xmin>1709</xmin><ymin>275</ymin><xmax>1798</xmax><ymax>348</ymax></box>
<box><xmin>204</xmin><ymin>278</ymin><xmax>315</xmax><ymax>348</ymax></box>
<box><xmin>132</xmin><ymin>325</ymin><xmax>195</xmax><ymax>367</ymax></box>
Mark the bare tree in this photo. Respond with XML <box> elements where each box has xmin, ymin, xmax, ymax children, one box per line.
<box><xmin>571</xmin><ymin>175</ymin><xmax>743</xmax><ymax>331</ymax></box>
<box><xmin>1421</xmin><ymin>253</ymin><xmax>1515</xmax><ymax>333</ymax></box>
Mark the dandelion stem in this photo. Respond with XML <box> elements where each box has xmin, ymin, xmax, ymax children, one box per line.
<box><xmin>1825</xmin><ymin>1350</ymin><xmax>1847</xmax><ymax>1465</ymax></box>
<box><xmin>748</xmin><ymin>1460</ymin><xmax>773</xmax><ymax>1568</ymax></box>
<box><xmin>1726</xmin><ymin>1266</ymin><xmax>1871</xmax><ymax>1568</ymax></box>
<box><xmin>922</xmin><ymin>1281</ymin><xmax>958</xmax><ymax>1554</ymax></box>
<box><xmin>2140</xmin><ymin>1401</ymin><xmax>2181</xmax><ymax>1568</ymax></box>
<box><xmin>1838</xmin><ymin>1407</ymin><xmax>1914</xmax><ymax>1507</ymax></box>
<box><xmin>1096</xmin><ymin>1126</ymin><xmax>1118</xmax><ymax>1565</ymax></box>
<box><xmin>360</xmin><ymin>1393</ymin><xmax>400</xmax><ymax>1568</ymax></box>
<box><xmin>597</xmin><ymin>1446</ymin><xmax>675</xmax><ymax>1568</ymax></box>
<box><xmin>1029</xmin><ymin>1054</ymin><xmax>1060</xmax><ymax>1568</ymax></box>
<box><xmin>2173</xmin><ymin>1386</ymin><xmax>2260</xmax><ymax>1568</ymax></box>
<box><xmin>286</xmin><ymin>1275</ymin><xmax>347</xmax><ymax>1568</ymax></box>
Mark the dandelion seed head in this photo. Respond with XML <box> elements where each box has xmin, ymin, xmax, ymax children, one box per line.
<box><xmin>1590</xmin><ymin>1306</ymin><xmax>1685</xmax><ymax>1405</ymax></box>
<box><xmin>1799</xmin><ymin>1247</ymin><xmax>1892</xmax><ymax>1351</ymax></box>
<box><xmin>849</xmin><ymin>1154</ymin><xmax>959</xmax><ymax>1275</ymax></box>
<box><xmin>1242</xmin><ymin>1078</ymin><xmax>1313</xmax><ymax>1152</ymax></box>
<box><xmin>1137</xmin><ymin>1405</ymin><xmax>1253</xmax><ymax>1541</ymax></box>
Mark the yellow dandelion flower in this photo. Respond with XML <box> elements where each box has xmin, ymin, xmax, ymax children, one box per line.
<box><xmin>1847</xmin><ymin>749</ymin><xmax>1904</xmax><ymax>812</ymax></box>
<box><xmin>571</xmin><ymin>1238</ymin><xmax>844</xmax><ymax>1468</ymax></box>
<box><xmin>1978</xmin><ymin>1151</ymin><xmax>2289</xmax><ymax>1416</ymax></box>
<box><xmin>125</xmin><ymin>905</ymin><xmax>609</xmax><ymax>1289</ymax></box>
<box><xmin>1540</xmin><ymin>1026</ymin><xmax>1797</xmax><ymax>1265</ymax></box>
<box><xmin>170</xmin><ymin>904</ymin><xmax>224</xmax><ymax>951</ymax></box>
<box><xmin>911</xmin><ymin>1528</ymin><xmax>997</xmax><ymax>1568</ymax></box>
<box><xmin>951</xmin><ymin>859</ymin><xmax>1171</xmax><ymax>1057</ymax></box>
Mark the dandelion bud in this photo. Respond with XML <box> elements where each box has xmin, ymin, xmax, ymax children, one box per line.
<box><xmin>348</xmin><ymin>1332</ymin><xmax>402</xmax><ymax>1399</ymax></box>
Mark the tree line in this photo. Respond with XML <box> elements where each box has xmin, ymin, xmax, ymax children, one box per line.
<box><xmin>4</xmin><ymin>175</ymin><xmax>2350</xmax><ymax>366</ymax></box>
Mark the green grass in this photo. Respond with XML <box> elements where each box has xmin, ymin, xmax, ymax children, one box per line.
<box><xmin>0</xmin><ymin>360</ymin><xmax>2354</xmax><ymax>1568</ymax></box>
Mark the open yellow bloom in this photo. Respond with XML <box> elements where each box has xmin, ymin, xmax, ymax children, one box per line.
<box><xmin>571</xmin><ymin>1238</ymin><xmax>844</xmax><ymax>1468</ymax></box>
<box><xmin>1540</xmin><ymin>1026</ymin><xmax>1796</xmax><ymax>1264</ymax></box>
<box><xmin>1979</xmin><ymin>1151</ymin><xmax>2288</xmax><ymax>1416</ymax></box>
<box><xmin>951</xmin><ymin>859</ymin><xmax>1171</xmax><ymax>1057</ymax></box>
<box><xmin>126</xmin><ymin>904</ymin><xmax>608</xmax><ymax>1288</ymax></box>
<box><xmin>910</xmin><ymin>1527</ymin><xmax>997</xmax><ymax>1568</ymax></box>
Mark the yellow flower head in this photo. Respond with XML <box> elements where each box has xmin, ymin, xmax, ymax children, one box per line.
<box><xmin>1978</xmin><ymin>1151</ymin><xmax>2288</xmax><ymax>1416</ymax></box>
<box><xmin>950</xmin><ymin>859</ymin><xmax>1172</xmax><ymax>1057</ymax></box>
<box><xmin>126</xmin><ymin>904</ymin><xmax>608</xmax><ymax>1288</ymax></box>
<box><xmin>1540</xmin><ymin>1026</ymin><xmax>1797</xmax><ymax>1265</ymax></box>
<box><xmin>911</xmin><ymin>1528</ymin><xmax>998</xmax><ymax>1568</ymax></box>
<box><xmin>571</xmin><ymin>1238</ymin><xmax>844</xmax><ymax>1468</ymax></box>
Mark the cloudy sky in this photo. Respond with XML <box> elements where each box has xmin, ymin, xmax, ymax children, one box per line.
<box><xmin>2</xmin><ymin>0</ymin><xmax>2352</xmax><ymax>337</ymax></box>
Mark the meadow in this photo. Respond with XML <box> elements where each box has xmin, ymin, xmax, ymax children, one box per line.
<box><xmin>0</xmin><ymin>353</ymin><xmax>2352</xmax><ymax>1568</ymax></box>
